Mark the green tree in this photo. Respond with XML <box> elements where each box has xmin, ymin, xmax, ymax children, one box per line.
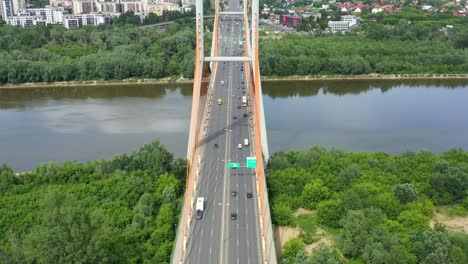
<box><xmin>301</xmin><ymin>180</ymin><xmax>331</xmax><ymax>210</ymax></box>
<box><xmin>394</xmin><ymin>183</ymin><xmax>419</xmax><ymax>204</ymax></box>
<box><xmin>411</xmin><ymin>228</ymin><xmax>451</xmax><ymax>264</ymax></box>
<box><xmin>294</xmin><ymin>249</ymin><xmax>312</xmax><ymax>264</ymax></box>
<box><xmin>22</xmin><ymin>192</ymin><xmax>120</xmax><ymax>263</ymax></box>
<box><xmin>449</xmin><ymin>246</ymin><xmax>467</xmax><ymax>264</ymax></box>
<box><xmin>310</xmin><ymin>244</ymin><xmax>345</xmax><ymax>264</ymax></box>
<box><xmin>283</xmin><ymin>238</ymin><xmax>305</xmax><ymax>263</ymax></box>
<box><xmin>317</xmin><ymin>199</ymin><xmax>343</xmax><ymax>228</ymax></box>
<box><xmin>339</xmin><ymin>164</ymin><xmax>361</xmax><ymax>185</ymax></box>
<box><xmin>272</xmin><ymin>203</ymin><xmax>295</xmax><ymax>226</ymax></box>
<box><xmin>0</xmin><ymin>164</ymin><xmax>15</xmax><ymax>194</ymax></box>
<box><xmin>339</xmin><ymin>208</ymin><xmax>387</xmax><ymax>258</ymax></box>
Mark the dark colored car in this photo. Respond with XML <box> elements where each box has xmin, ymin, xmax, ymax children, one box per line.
<box><xmin>247</xmin><ymin>192</ymin><xmax>253</xmax><ymax>198</ymax></box>
<box><xmin>214</xmin><ymin>143</ymin><xmax>218</xmax><ymax>148</ymax></box>
<box><xmin>231</xmin><ymin>191</ymin><xmax>237</xmax><ymax>197</ymax></box>
<box><xmin>231</xmin><ymin>213</ymin><xmax>237</xmax><ymax>220</ymax></box>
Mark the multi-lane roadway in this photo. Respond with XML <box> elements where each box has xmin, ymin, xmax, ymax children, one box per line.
<box><xmin>184</xmin><ymin>0</ymin><xmax>262</xmax><ymax>263</ymax></box>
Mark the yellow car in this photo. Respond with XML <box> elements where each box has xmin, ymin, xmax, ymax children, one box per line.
<box><xmin>218</xmin><ymin>99</ymin><xmax>222</xmax><ymax>105</ymax></box>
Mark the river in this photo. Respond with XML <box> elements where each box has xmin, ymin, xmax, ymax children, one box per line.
<box><xmin>1</xmin><ymin>79</ymin><xmax>467</xmax><ymax>171</ymax></box>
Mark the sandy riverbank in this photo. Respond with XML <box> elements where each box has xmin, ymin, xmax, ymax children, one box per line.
<box><xmin>0</xmin><ymin>74</ymin><xmax>467</xmax><ymax>89</ymax></box>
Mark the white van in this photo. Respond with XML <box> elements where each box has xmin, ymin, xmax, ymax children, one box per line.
<box><xmin>244</xmin><ymin>139</ymin><xmax>249</xmax><ymax>146</ymax></box>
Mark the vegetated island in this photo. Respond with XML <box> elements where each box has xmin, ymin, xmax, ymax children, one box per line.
<box><xmin>1</xmin><ymin>140</ymin><xmax>467</xmax><ymax>263</ymax></box>
<box><xmin>0</xmin><ymin>11</ymin><xmax>467</xmax><ymax>87</ymax></box>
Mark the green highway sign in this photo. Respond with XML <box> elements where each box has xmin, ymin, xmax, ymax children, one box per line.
<box><xmin>228</xmin><ymin>163</ymin><xmax>241</xmax><ymax>169</ymax></box>
<box><xmin>241</xmin><ymin>27</ymin><xmax>245</xmax><ymax>31</ymax></box>
<box><xmin>240</xmin><ymin>40</ymin><xmax>245</xmax><ymax>45</ymax></box>
<box><xmin>232</xmin><ymin>40</ymin><xmax>238</xmax><ymax>44</ymax></box>
<box><xmin>246</xmin><ymin>157</ymin><xmax>257</xmax><ymax>168</ymax></box>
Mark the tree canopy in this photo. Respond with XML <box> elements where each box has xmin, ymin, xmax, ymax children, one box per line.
<box><xmin>0</xmin><ymin>140</ymin><xmax>186</xmax><ymax>264</ymax></box>
<box><xmin>267</xmin><ymin>147</ymin><xmax>468</xmax><ymax>263</ymax></box>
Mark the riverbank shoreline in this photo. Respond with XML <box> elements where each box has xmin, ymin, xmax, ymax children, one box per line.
<box><xmin>0</xmin><ymin>74</ymin><xmax>467</xmax><ymax>89</ymax></box>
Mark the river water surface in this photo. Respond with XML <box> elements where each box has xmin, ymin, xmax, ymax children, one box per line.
<box><xmin>1</xmin><ymin>79</ymin><xmax>467</xmax><ymax>171</ymax></box>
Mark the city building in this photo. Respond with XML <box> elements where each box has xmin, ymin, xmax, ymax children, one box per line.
<box><xmin>64</xmin><ymin>13</ymin><xmax>110</xmax><ymax>28</ymax></box>
<box><xmin>341</xmin><ymin>15</ymin><xmax>360</xmax><ymax>27</ymax></box>
<box><xmin>70</xmin><ymin>0</ymin><xmax>194</xmax><ymax>16</ymax></box>
<box><xmin>22</xmin><ymin>6</ymin><xmax>68</xmax><ymax>23</ymax></box>
<box><xmin>328</xmin><ymin>15</ymin><xmax>360</xmax><ymax>32</ymax></box>
<box><xmin>7</xmin><ymin>12</ymin><xmax>48</xmax><ymax>26</ymax></box>
<box><xmin>50</xmin><ymin>0</ymin><xmax>73</xmax><ymax>8</ymax></box>
<box><xmin>302</xmin><ymin>12</ymin><xmax>321</xmax><ymax>19</ymax></box>
<box><xmin>63</xmin><ymin>16</ymin><xmax>79</xmax><ymax>28</ymax></box>
<box><xmin>5</xmin><ymin>4</ymin><xmax>109</xmax><ymax>28</ymax></box>
<box><xmin>1</xmin><ymin>0</ymin><xmax>14</xmax><ymax>18</ymax></box>
<box><xmin>72</xmin><ymin>0</ymin><xmax>95</xmax><ymax>14</ymax></box>
<box><xmin>12</xmin><ymin>0</ymin><xmax>25</xmax><ymax>13</ymax></box>
<box><xmin>279</xmin><ymin>14</ymin><xmax>301</xmax><ymax>28</ymax></box>
<box><xmin>328</xmin><ymin>21</ymin><xmax>351</xmax><ymax>32</ymax></box>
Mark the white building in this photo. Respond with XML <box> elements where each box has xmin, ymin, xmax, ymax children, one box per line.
<box><xmin>23</xmin><ymin>6</ymin><xmax>67</xmax><ymax>23</ymax></box>
<box><xmin>7</xmin><ymin>12</ymin><xmax>48</xmax><ymax>26</ymax></box>
<box><xmin>71</xmin><ymin>0</ymin><xmax>192</xmax><ymax>16</ymax></box>
<box><xmin>341</xmin><ymin>15</ymin><xmax>360</xmax><ymax>27</ymax></box>
<box><xmin>328</xmin><ymin>21</ymin><xmax>350</xmax><ymax>32</ymax></box>
<box><xmin>63</xmin><ymin>13</ymin><xmax>110</xmax><ymax>28</ymax></box>
<box><xmin>302</xmin><ymin>12</ymin><xmax>321</xmax><ymax>19</ymax></box>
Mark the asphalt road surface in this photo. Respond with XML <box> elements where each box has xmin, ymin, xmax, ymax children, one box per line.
<box><xmin>184</xmin><ymin>1</ymin><xmax>262</xmax><ymax>263</ymax></box>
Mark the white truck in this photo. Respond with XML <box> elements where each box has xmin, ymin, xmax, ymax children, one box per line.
<box><xmin>196</xmin><ymin>197</ymin><xmax>204</xmax><ymax>220</ymax></box>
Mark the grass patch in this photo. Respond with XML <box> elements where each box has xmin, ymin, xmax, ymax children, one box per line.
<box><xmin>348</xmin><ymin>258</ymin><xmax>364</xmax><ymax>264</ymax></box>
<box><xmin>447</xmin><ymin>205</ymin><xmax>468</xmax><ymax>217</ymax></box>
<box><xmin>296</xmin><ymin>213</ymin><xmax>318</xmax><ymax>234</ymax></box>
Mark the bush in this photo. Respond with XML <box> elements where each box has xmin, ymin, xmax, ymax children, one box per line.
<box><xmin>272</xmin><ymin>203</ymin><xmax>295</xmax><ymax>226</ymax></box>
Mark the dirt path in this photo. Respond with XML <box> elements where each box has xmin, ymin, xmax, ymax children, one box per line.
<box><xmin>274</xmin><ymin>208</ymin><xmax>336</xmax><ymax>259</ymax></box>
<box><xmin>305</xmin><ymin>227</ymin><xmax>334</xmax><ymax>253</ymax></box>
<box><xmin>431</xmin><ymin>210</ymin><xmax>468</xmax><ymax>233</ymax></box>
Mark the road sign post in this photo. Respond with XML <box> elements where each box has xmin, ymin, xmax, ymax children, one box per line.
<box><xmin>246</xmin><ymin>157</ymin><xmax>257</xmax><ymax>168</ymax></box>
<box><xmin>227</xmin><ymin>163</ymin><xmax>241</xmax><ymax>169</ymax></box>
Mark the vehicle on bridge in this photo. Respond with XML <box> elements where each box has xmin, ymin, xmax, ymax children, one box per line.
<box><xmin>196</xmin><ymin>197</ymin><xmax>204</xmax><ymax>220</ymax></box>
<box><xmin>218</xmin><ymin>98</ymin><xmax>223</xmax><ymax>105</ymax></box>
<box><xmin>231</xmin><ymin>212</ymin><xmax>237</xmax><ymax>220</ymax></box>
<box><xmin>242</xmin><ymin>96</ymin><xmax>247</xmax><ymax>107</ymax></box>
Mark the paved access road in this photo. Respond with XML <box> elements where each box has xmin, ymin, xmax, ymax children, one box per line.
<box><xmin>184</xmin><ymin>1</ymin><xmax>262</xmax><ymax>263</ymax></box>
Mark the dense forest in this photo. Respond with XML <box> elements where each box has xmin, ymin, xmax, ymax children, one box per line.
<box><xmin>260</xmin><ymin>19</ymin><xmax>468</xmax><ymax>76</ymax></box>
<box><xmin>0</xmin><ymin>12</ymin><xmax>467</xmax><ymax>85</ymax></box>
<box><xmin>0</xmin><ymin>140</ymin><xmax>186</xmax><ymax>263</ymax></box>
<box><xmin>0</xmin><ymin>16</ymin><xmax>197</xmax><ymax>84</ymax></box>
<box><xmin>267</xmin><ymin>147</ymin><xmax>468</xmax><ymax>263</ymax></box>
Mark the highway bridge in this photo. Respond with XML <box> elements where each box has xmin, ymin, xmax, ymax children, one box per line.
<box><xmin>172</xmin><ymin>0</ymin><xmax>276</xmax><ymax>263</ymax></box>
